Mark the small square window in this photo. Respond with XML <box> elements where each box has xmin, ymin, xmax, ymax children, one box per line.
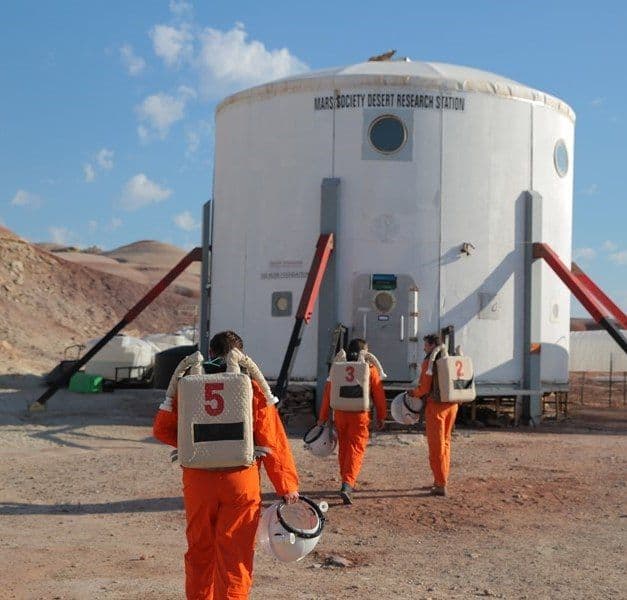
<box><xmin>272</xmin><ymin>291</ymin><xmax>292</xmax><ymax>317</ymax></box>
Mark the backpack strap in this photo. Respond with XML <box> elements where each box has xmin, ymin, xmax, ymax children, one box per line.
<box><xmin>226</xmin><ymin>348</ymin><xmax>279</xmax><ymax>406</ymax></box>
<box><xmin>426</xmin><ymin>344</ymin><xmax>448</xmax><ymax>376</ymax></box>
<box><xmin>362</xmin><ymin>351</ymin><xmax>387</xmax><ymax>379</ymax></box>
<box><xmin>165</xmin><ymin>350</ymin><xmax>205</xmax><ymax>403</ymax></box>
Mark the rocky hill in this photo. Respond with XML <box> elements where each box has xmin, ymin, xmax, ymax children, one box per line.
<box><xmin>0</xmin><ymin>226</ymin><xmax>199</xmax><ymax>375</ymax></box>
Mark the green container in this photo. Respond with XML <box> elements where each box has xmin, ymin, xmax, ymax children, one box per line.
<box><xmin>69</xmin><ymin>372</ymin><xmax>103</xmax><ymax>393</ymax></box>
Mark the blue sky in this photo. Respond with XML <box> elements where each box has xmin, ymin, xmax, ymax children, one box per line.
<box><xmin>1</xmin><ymin>1</ymin><xmax>625</xmax><ymax>316</ymax></box>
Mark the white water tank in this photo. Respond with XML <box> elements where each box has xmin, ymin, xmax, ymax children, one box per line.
<box><xmin>142</xmin><ymin>333</ymin><xmax>193</xmax><ymax>352</ymax></box>
<box><xmin>209</xmin><ymin>60</ymin><xmax>575</xmax><ymax>389</ymax></box>
<box><xmin>84</xmin><ymin>334</ymin><xmax>156</xmax><ymax>380</ymax></box>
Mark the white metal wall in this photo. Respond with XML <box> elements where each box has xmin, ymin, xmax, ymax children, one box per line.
<box><xmin>211</xmin><ymin>73</ymin><xmax>574</xmax><ymax>384</ymax></box>
<box><xmin>532</xmin><ymin>106</ymin><xmax>574</xmax><ymax>384</ymax></box>
<box><xmin>570</xmin><ymin>331</ymin><xmax>627</xmax><ymax>371</ymax></box>
<box><xmin>212</xmin><ymin>91</ymin><xmax>332</xmax><ymax>377</ymax></box>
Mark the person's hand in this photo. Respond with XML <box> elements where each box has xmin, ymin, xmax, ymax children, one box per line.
<box><xmin>375</xmin><ymin>419</ymin><xmax>385</xmax><ymax>431</ymax></box>
<box><xmin>316</xmin><ymin>419</ymin><xmax>325</xmax><ymax>427</ymax></box>
<box><xmin>283</xmin><ymin>491</ymin><xmax>299</xmax><ymax>504</ymax></box>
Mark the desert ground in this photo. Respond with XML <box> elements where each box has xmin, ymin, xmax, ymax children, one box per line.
<box><xmin>2</xmin><ymin>226</ymin><xmax>625</xmax><ymax>598</ymax></box>
<box><xmin>1</xmin><ymin>375</ymin><xmax>625</xmax><ymax>600</ymax></box>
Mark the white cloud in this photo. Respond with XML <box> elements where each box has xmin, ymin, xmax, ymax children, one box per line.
<box><xmin>120</xmin><ymin>44</ymin><xmax>146</xmax><ymax>76</ymax></box>
<box><xmin>10</xmin><ymin>189</ymin><xmax>41</xmax><ymax>208</ymax></box>
<box><xmin>185</xmin><ymin>119</ymin><xmax>212</xmax><ymax>156</ymax></box>
<box><xmin>579</xmin><ymin>183</ymin><xmax>599</xmax><ymax>196</ymax></box>
<box><xmin>151</xmin><ymin>24</ymin><xmax>193</xmax><ymax>68</ymax></box>
<box><xmin>186</xmin><ymin>130</ymin><xmax>200</xmax><ymax>155</ymax></box>
<box><xmin>137</xmin><ymin>125</ymin><xmax>150</xmax><ymax>143</ymax></box>
<box><xmin>196</xmin><ymin>23</ymin><xmax>308</xmax><ymax>96</ymax></box>
<box><xmin>174</xmin><ymin>210</ymin><xmax>200</xmax><ymax>231</ymax></box>
<box><xmin>136</xmin><ymin>92</ymin><xmax>188</xmax><ymax>140</ymax></box>
<box><xmin>83</xmin><ymin>164</ymin><xmax>96</xmax><ymax>182</ymax></box>
<box><xmin>84</xmin><ymin>148</ymin><xmax>114</xmax><ymax>182</ymax></box>
<box><xmin>602</xmin><ymin>240</ymin><xmax>618</xmax><ymax>252</ymax></box>
<box><xmin>105</xmin><ymin>217</ymin><xmax>123</xmax><ymax>232</ymax></box>
<box><xmin>49</xmin><ymin>226</ymin><xmax>73</xmax><ymax>245</ymax></box>
<box><xmin>177</xmin><ymin>84</ymin><xmax>197</xmax><ymax>101</ymax></box>
<box><xmin>573</xmin><ymin>247</ymin><xmax>596</xmax><ymax>261</ymax></box>
<box><xmin>96</xmin><ymin>148</ymin><xmax>114</xmax><ymax>170</ymax></box>
<box><xmin>169</xmin><ymin>0</ymin><xmax>193</xmax><ymax>18</ymax></box>
<box><xmin>609</xmin><ymin>250</ymin><xmax>627</xmax><ymax>266</ymax></box>
<box><xmin>591</xmin><ymin>97</ymin><xmax>604</xmax><ymax>107</ymax></box>
<box><xmin>120</xmin><ymin>174</ymin><xmax>172</xmax><ymax>211</ymax></box>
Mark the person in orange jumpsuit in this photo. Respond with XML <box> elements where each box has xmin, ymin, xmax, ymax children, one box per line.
<box><xmin>317</xmin><ymin>338</ymin><xmax>387</xmax><ymax>505</ymax></box>
<box><xmin>408</xmin><ymin>333</ymin><xmax>458</xmax><ymax>497</ymax></box>
<box><xmin>153</xmin><ymin>331</ymin><xmax>300</xmax><ymax>600</ymax></box>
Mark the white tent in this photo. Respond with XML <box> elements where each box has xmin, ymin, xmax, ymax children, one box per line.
<box><xmin>569</xmin><ymin>330</ymin><xmax>627</xmax><ymax>372</ymax></box>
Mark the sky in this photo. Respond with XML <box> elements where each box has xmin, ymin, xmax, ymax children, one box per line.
<box><xmin>0</xmin><ymin>0</ymin><xmax>625</xmax><ymax>316</ymax></box>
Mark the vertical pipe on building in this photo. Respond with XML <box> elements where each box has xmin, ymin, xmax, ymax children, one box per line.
<box><xmin>437</xmin><ymin>105</ymin><xmax>444</xmax><ymax>332</ymax></box>
<box><xmin>316</xmin><ymin>178</ymin><xmax>340</xmax><ymax>413</ymax></box>
<box><xmin>199</xmin><ymin>199</ymin><xmax>213</xmax><ymax>358</ymax></box>
<box><xmin>523</xmin><ymin>190</ymin><xmax>543</xmax><ymax>424</ymax></box>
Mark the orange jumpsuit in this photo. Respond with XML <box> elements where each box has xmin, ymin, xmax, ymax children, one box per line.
<box><xmin>319</xmin><ymin>364</ymin><xmax>387</xmax><ymax>488</ymax></box>
<box><xmin>153</xmin><ymin>379</ymin><xmax>299</xmax><ymax>600</ymax></box>
<box><xmin>409</xmin><ymin>357</ymin><xmax>458</xmax><ymax>487</ymax></box>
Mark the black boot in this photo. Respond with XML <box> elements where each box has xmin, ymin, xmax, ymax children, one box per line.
<box><xmin>340</xmin><ymin>482</ymin><xmax>353</xmax><ymax>505</ymax></box>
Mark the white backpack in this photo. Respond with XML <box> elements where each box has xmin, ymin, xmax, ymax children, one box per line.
<box><xmin>329</xmin><ymin>349</ymin><xmax>387</xmax><ymax>412</ymax></box>
<box><xmin>177</xmin><ymin>369</ymin><xmax>255</xmax><ymax>469</ymax></box>
<box><xmin>429</xmin><ymin>345</ymin><xmax>476</xmax><ymax>403</ymax></box>
<box><xmin>329</xmin><ymin>360</ymin><xmax>371</xmax><ymax>412</ymax></box>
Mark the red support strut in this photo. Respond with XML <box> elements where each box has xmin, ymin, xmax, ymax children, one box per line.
<box><xmin>571</xmin><ymin>262</ymin><xmax>627</xmax><ymax>329</ymax></box>
<box><xmin>274</xmin><ymin>234</ymin><xmax>335</xmax><ymax>401</ymax></box>
<box><xmin>296</xmin><ymin>234</ymin><xmax>335</xmax><ymax>323</ymax></box>
<box><xmin>533</xmin><ymin>243</ymin><xmax>626</xmax><ymax>353</ymax></box>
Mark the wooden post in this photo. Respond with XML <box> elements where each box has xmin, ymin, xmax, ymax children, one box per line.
<box><xmin>579</xmin><ymin>371</ymin><xmax>586</xmax><ymax>405</ymax></box>
<box><xmin>608</xmin><ymin>354</ymin><xmax>613</xmax><ymax>407</ymax></box>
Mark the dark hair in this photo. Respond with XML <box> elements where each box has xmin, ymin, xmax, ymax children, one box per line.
<box><xmin>209</xmin><ymin>330</ymin><xmax>244</xmax><ymax>357</ymax></box>
<box><xmin>423</xmin><ymin>334</ymin><xmax>441</xmax><ymax>347</ymax></box>
<box><xmin>346</xmin><ymin>338</ymin><xmax>367</xmax><ymax>361</ymax></box>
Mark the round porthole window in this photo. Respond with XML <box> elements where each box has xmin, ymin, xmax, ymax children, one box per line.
<box><xmin>368</xmin><ymin>115</ymin><xmax>407</xmax><ymax>154</ymax></box>
<box><xmin>373</xmin><ymin>291</ymin><xmax>396</xmax><ymax>313</ymax></box>
<box><xmin>554</xmin><ymin>139</ymin><xmax>569</xmax><ymax>177</ymax></box>
<box><xmin>275</xmin><ymin>296</ymin><xmax>289</xmax><ymax>312</ymax></box>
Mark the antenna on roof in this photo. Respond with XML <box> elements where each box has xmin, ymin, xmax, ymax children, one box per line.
<box><xmin>368</xmin><ymin>49</ymin><xmax>396</xmax><ymax>62</ymax></box>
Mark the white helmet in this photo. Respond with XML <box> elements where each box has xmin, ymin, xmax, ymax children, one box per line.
<box><xmin>303</xmin><ymin>424</ymin><xmax>337</xmax><ymax>457</ymax></box>
<box><xmin>256</xmin><ymin>496</ymin><xmax>326</xmax><ymax>562</ymax></box>
<box><xmin>391</xmin><ymin>392</ymin><xmax>423</xmax><ymax>425</ymax></box>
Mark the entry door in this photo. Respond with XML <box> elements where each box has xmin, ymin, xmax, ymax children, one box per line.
<box><xmin>351</xmin><ymin>274</ymin><xmax>418</xmax><ymax>381</ymax></box>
